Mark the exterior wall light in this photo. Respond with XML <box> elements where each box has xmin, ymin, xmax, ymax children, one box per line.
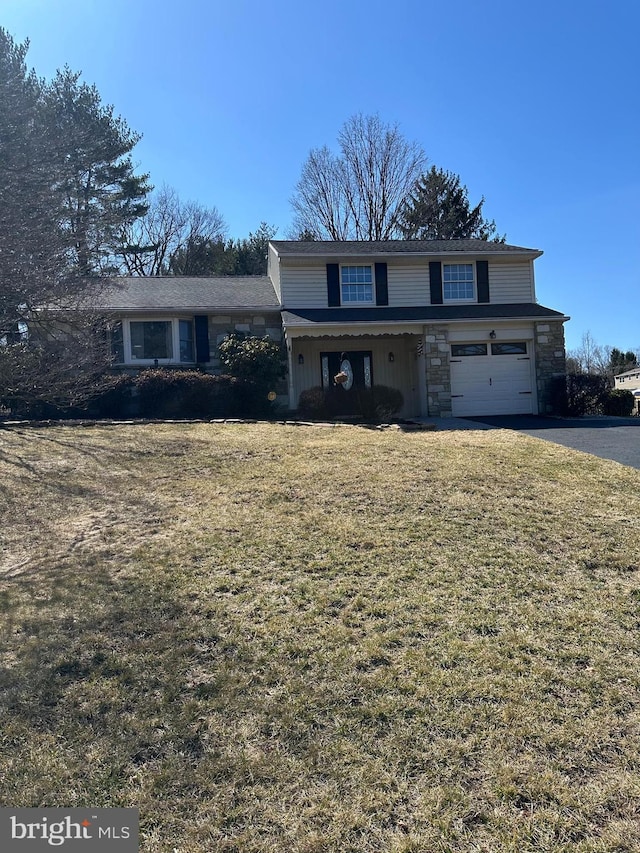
<box><xmin>388</xmin><ymin>352</ymin><xmax>395</xmax><ymax>363</ymax></box>
<box><xmin>489</xmin><ymin>330</ymin><xmax>497</xmax><ymax>339</ymax></box>
<box><xmin>298</xmin><ymin>354</ymin><xmax>304</xmax><ymax>365</ymax></box>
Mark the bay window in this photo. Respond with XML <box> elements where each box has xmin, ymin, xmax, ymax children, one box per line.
<box><xmin>111</xmin><ymin>318</ymin><xmax>195</xmax><ymax>364</ymax></box>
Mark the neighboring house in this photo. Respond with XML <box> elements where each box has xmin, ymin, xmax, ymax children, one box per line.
<box><xmin>614</xmin><ymin>366</ymin><xmax>640</xmax><ymax>413</ymax></box>
<box><xmin>96</xmin><ymin>239</ymin><xmax>569</xmax><ymax>419</ymax></box>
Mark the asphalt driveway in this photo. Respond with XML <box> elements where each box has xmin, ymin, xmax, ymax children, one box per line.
<box><xmin>464</xmin><ymin>415</ymin><xmax>640</xmax><ymax>470</ymax></box>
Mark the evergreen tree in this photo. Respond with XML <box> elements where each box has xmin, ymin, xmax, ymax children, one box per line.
<box><xmin>0</xmin><ymin>30</ymin><xmax>135</xmax><ymax>412</ymax></box>
<box><xmin>608</xmin><ymin>348</ymin><xmax>638</xmax><ymax>377</ymax></box>
<box><xmin>43</xmin><ymin>66</ymin><xmax>151</xmax><ymax>275</ymax></box>
<box><xmin>232</xmin><ymin>222</ymin><xmax>277</xmax><ymax>275</ymax></box>
<box><xmin>399</xmin><ymin>166</ymin><xmax>504</xmax><ymax>241</ymax></box>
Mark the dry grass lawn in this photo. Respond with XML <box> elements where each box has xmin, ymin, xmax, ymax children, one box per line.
<box><xmin>0</xmin><ymin>422</ymin><xmax>639</xmax><ymax>852</ymax></box>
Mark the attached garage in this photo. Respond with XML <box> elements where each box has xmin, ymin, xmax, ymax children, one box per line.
<box><xmin>449</xmin><ymin>341</ymin><xmax>534</xmax><ymax>416</ymax></box>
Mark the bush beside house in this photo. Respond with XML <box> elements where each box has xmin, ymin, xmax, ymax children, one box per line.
<box><xmin>298</xmin><ymin>385</ymin><xmax>404</xmax><ymax>422</ymax></box>
<box><xmin>550</xmin><ymin>374</ymin><xmax>635</xmax><ymax>417</ymax></box>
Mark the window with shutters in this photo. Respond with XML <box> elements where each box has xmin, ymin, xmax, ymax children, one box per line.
<box><xmin>341</xmin><ymin>265</ymin><xmax>373</xmax><ymax>303</ymax></box>
<box><xmin>443</xmin><ymin>264</ymin><xmax>475</xmax><ymax>301</ymax></box>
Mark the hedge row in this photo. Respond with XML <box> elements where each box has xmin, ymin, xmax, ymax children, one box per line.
<box><xmin>7</xmin><ymin>369</ymin><xmax>279</xmax><ymax>420</ymax></box>
<box><xmin>550</xmin><ymin>374</ymin><xmax>636</xmax><ymax>416</ymax></box>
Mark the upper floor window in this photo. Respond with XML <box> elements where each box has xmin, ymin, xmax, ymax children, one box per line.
<box><xmin>112</xmin><ymin>318</ymin><xmax>194</xmax><ymax>364</ymax></box>
<box><xmin>444</xmin><ymin>264</ymin><xmax>475</xmax><ymax>301</ymax></box>
<box><xmin>341</xmin><ymin>265</ymin><xmax>373</xmax><ymax>303</ymax></box>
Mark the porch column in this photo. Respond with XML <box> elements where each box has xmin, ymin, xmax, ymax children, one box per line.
<box><xmin>284</xmin><ymin>330</ymin><xmax>295</xmax><ymax>409</ymax></box>
<box><xmin>417</xmin><ymin>333</ymin><xmax>428</xmax><ymax>417</ymax></box>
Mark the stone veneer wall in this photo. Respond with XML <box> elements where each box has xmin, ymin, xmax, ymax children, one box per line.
<box><xmin>424</xmin><ymin>325</ymin><xmax>452</xmax><ymax>417</ymax></box>
<box><xmin>206</xmin><ymin>312</ymin><xmax>283</xmax><ymax>371</ymax></box>
<box><xmin>535</xmin><ymin>321</ymin><xmax>567</xmax><ymax>414</ymax></box>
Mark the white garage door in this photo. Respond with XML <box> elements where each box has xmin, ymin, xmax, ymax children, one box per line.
<box><xmin>450</xmin><ymin>341</ymin><xmax>534</xmax><ymax>416</ymax></box>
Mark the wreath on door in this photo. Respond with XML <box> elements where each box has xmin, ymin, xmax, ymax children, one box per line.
<box><xmin>334</xmin><ymin>355</ymin><xmax>354</xmax><ymax>390</ymax></box>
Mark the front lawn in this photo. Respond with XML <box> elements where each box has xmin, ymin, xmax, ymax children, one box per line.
<box><xmin>1</xmin><ymin>423</ymin><xmax>639</xmax><ymax>852</ymax></box>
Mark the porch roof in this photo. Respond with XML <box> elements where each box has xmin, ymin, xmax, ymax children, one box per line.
<box><xmin>282</xmin><ymin>303</ymin><xmax>567</xmax><ymax>328</ymax></box>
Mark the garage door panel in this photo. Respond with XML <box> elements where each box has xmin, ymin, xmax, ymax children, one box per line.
<box><xmin>449</xmin><ymin>344</ymin><xmax>534</xmax><ymax>416</ymax></box>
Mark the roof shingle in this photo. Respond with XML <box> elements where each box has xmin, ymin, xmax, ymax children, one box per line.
<box><xmin>271</xmin><ymin>239</ymin><xmax>541</xmax><ymax>257</ymax></box>
<box><xmin>92</xmin><ymin>276</ymin><xmax>279</xmax><ymax>311</ymax></box>
<box><xmin>282</xmin><ymin>303</ymin><xmax>566</xmax><ymax>325</ymax></box>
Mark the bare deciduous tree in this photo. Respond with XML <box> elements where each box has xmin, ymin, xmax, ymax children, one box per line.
<box><xmin>118</xmin><ymin>185</ymin><xmax>227</xmax><ymax>275</ymax></box>
<box><xmin>290</xmin><ymin>114</ymin><xmax>426</xmax><ymax>240</ymax></box>
<box><xmin>568</xmin><ymin>331</ymin><xmax>608</xmax><ymax>375</ymax></box>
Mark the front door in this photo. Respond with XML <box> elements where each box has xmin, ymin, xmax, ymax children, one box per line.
<box><xmin>321</xmin><ymin>350</ymin><xmax>373</xmax><ymax>414</ymax></box>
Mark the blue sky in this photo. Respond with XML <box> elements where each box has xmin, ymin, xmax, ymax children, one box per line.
<box><xmin>3</xmin><ymin>0</ymin><xmax>639</xmax><ymax>353</ymax></box>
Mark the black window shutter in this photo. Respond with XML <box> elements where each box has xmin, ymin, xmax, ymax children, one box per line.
<box><xmin>429</xmin><ymin>262</ymin><xmax>443</xmax><ymax>304</ymax></box>
<box><xmin>374</xmin><ymin>262</ymin><xmax>388</xmax><ymax>305</ymax></box>
<box><xmin>327</xmin><ymin>263</ymin><xmax>340</xmax><ymax>307</ymax></box>
<box><xmin>194</xmin><ymin>315</ymin><xmax>210</xmax><ymax>363</ymax></box>
<box><xmin>476</xmin><ymin>260</ymin><xmax>490</xmax><ymax>303</ymax></box>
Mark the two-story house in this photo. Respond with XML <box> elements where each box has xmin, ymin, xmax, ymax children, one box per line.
<box><xmin>271</xmin><ymin>240</ymin><xmax>568</xmax><ymax>418</ymax></box>
<box><xmin>614</xmin><ymin>366</ymin><xmax>640</xmax><ymax>413</ymax></box>
<box><xmin>97</xmin><ymin>239</ymin><xmax>568</xmax><ymax>419</ymax></box>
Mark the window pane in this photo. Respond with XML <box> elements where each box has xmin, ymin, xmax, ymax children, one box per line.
<box><xmin>451</xmin><ymin>343</ymin><xmax>487</xmax><ymax>357</ymax></box>
<box><xmin>111</xmin><ymin>322</ymin><xmax>124</xmax><ymax>362</ymax></box>
<box><xmin>491</xmin><ymin>342</ymin><xmax>527</xmax><ymax>355</ymax></box>
<box><xmin>130</xmin><ymin>321</ymin><xmax>173</xmax><ymax>360</ymax></box>
<box><xmin>342</xmin><ymin>282</ymin><xmax>373</xmax><ymax>303</ymax></box>
<box><xmin>179</xmin><ymin>319</ymin><xmax>194</xmax><ymax>362</ymax></box>
<box><xmin>443</xmin><ymin>264</ymin><xmax>474</xmax><ymax>300</ymax></box>
<box><xmin>341</xmin><ymin>265</ymin><xmax>372</xmax><ymax>284</ymax></box>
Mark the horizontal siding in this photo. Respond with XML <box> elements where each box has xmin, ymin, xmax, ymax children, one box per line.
<box><xmin>267</xmin><ymin>244</ymin><xmax>282</xmax><ymax>301</ymax></box>
<box><xmin>387</xmin><ymin>264</ymin><xmax>430</xmax><ymax>306</ymax></box>
<box><xmin>280</xmin><ymin>265</ymin><xmax>328</xmax><ymax>307</ymax></box>
<box><xmin>279</xmin><ymin>259</ymin><xmax>535</xmax><ymax>307</ymax></box>
<box><xmin>488</xmin><ymin>261</ymin><xmax>534</xmax><ymax>303</ymax></box>
<box><xmin>291</xmin><ymin>336</ymin><xmax>420</xmax><ymax>417</ymax></box>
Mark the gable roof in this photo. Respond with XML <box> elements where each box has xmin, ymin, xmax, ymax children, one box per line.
<box><xmin>92</xmin><ymin>276</ymin><xmax>279</xmax><ymax>312</ymax></box>
<box><xmin>615</xmin><ymin>366</ymin><xmax>640</xmax><ymax>378</ymax></box>
<box><xmin>270</xmin><ymin>240</ymin><xmax>542</xmax><ymax>259</ymax></box>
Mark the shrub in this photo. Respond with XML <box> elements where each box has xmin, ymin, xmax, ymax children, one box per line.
<box><xmin>217</xmin><ymin>333</ymin><xmax>285</xmax><ymax>417</ymax></box>
<box><xmin>297</xmin><ymin>387</ymin><xmax>329</xmax><ymax>419</ymax></box>
<box><xmin>217</xmin><ymin>334</ymin><xmax>284</xmax><ymax>388</ymax></box>
<box><xmin>550</xmin><ymin>375</ymin><xmax>636</xmax><ymax>417</ymax></box>
<box><xmin>86</xmin><ymin>373</ymin><xmax>135</xmax><ymax>418</ymax></box>
<box><xmin>1</xmin><ymin>373</ymin><xmax>136</xmax><ymax>420</ymax></box>
<box><xmin>297</xmin><ymin>384</ymin><xmax>404</xmax><ymax>422</ymax></box>
<box><xmin>548</xmin><ymin>375</ymin><xmax>569</xmax><ymax>416</ymax></box>
<box><xmin>133</xmin><ymin>369</ymin><xmax>239</xmax><ymax>418</ymax></box>
<box><xmin>602</xmin><ymin>388</ymin><xmax>635</xmax><ymax>416</ymax></box>
<box><xmin>359</xmin><ymin>385</ymin><xmax>404</xmax><ymax>421</ymax></box>
<box><xmin>553</xmin><ymin>373</ymin><xmax>610</xmax><ymax>416</ymax></box>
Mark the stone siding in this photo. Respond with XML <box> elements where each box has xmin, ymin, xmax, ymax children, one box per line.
<box><xmin>424</xmin><ymin>325</ymin><xmax>452</xmax><ymax>417</ymax></box>
<box><xmin>206</xmin><ymin>312</ymin><xmax>283</xmax><ymax>371</ymax></box>
<box><xmin>535</xmin><ymin>321</ymin><xmax>567</xmax><ymax>414</ymax></box>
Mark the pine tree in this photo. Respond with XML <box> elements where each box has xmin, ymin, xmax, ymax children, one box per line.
<box><xmin>399</xmin><ymin>166</ymin><xmax>504</xmax><ymax>241</ymax></box>
<box><xmin>43</xmin><ymin>66</ymin><xmax>151</xmax><ymax>275</ymax></box>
